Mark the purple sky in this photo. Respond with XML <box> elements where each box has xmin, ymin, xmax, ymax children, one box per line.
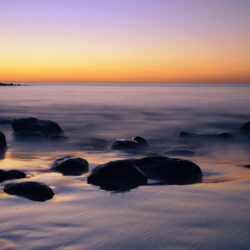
<box><xmin>1</xmin><ymin>0</ymin><xmax>250</xmax><ymax>83</ymax></box>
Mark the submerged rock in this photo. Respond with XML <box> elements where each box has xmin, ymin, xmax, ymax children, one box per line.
<box><xmin>4</xmin><ymin>181</ymin><xmax>54</xmax><ymax>202</ymax></box>
<box><xmin>111</xmin><ymin>136</ymin><xmax>148</xmax><ymax>151</ymax></box>
<box><xmin>165</xmin><ymin>149</ymin><xmax>195</xmax><ymax>156</ymax></box>
<box><xmin>240</xmin><ymin>121</ymin><xmax>250</xmax><ymax>134</ymax></box>
<box><xmin>134</xmin><ymin>156</ymin><xmax>202</xmax><ymax>185</ymax></box>
<box><xmin>12</xmin><ymin>117</ymin><xmax>64</xmax><ymax>138</ymax></box>
<box><xmin>179</xmin><ymin>131</ymin><xmax>233</xmax><ymax>140</ymax></box>
<box><xmin>0</xmin><ymin>170</ymin><xmax>26</xmax><ymax>182</ymax></box>
<box><xmin>0</xmin><ymin>131</ymin><xmax>7</xmax><ymax>148</ymax></box>
<box><xmin>87</xmin><ymin>160</ymin><xmax>147</xmax><ymax>191</ymax></box>
<box><xmin>51</xmin><ymin>156</ymin><xmax>89</xmax><ymax>176</ymax></box>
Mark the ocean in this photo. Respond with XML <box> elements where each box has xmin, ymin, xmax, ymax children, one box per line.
<box><xmin>0</xmin><ymin>84</ymin><xmax>250</xmax><ymax>249</ymax></box>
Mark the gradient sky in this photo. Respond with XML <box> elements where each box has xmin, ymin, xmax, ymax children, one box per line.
<box><xmin>0</xmin><ymin>0</ymin><xmax>250</xmax><ymax>83</ymax></box>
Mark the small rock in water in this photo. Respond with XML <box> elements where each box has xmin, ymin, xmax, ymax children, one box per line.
<box><xmin>51</xmin><ymin>156</ymin><xmax>89</xmax><ymax>176</ymax></box>
<box><xmin>0</xmin><ymin>131</ymin><xmax>7</xmax><ymax>148</ymax></box>
<box><xmin>87</xmin><ymin>160</ymin><xmax>147</xmax><ymax>191</ymax></box>
<box><xmin>240</xmin><ymin>121</ymin><xmax>250</xmax><ymax>134</ymax></box>
<box><xmin>4</xmin><ymin>181</ymin><xmax>54</xmax><ymax>202</ymax></box>
<box><xmin>242</xmin><ymin>165</ymin><xmax>250</xmax><ymax>169</ymax></box>
<box><xmin>217</xmin><ymin>133</ymin><xmax>234</xmax><ymax>139</ymax></box>
<box><xmin>165</xmin><ymin>149</ymin><xmax>195</xmax><ymax>156</ymax></box>
<box><xmin>0</xmin><ymin>169</ymin><xmax>26</xmax><ymax>182</ymax></box>
<box><xmin>179</xmin><ymin>131</ymin><xmax>233</xmax><ymax>140</ymax></box>
<box><xmin>111</xmin><ymin>136</ymin><xmax>148</xmax><ymax>151</ymax></box>
<box><xmin>132</xmin><ymin>136</ymin><xmax>148</xmax><ymax>146</ymax></box>
<box><xmin>12</xmin><ymin>117</ymin><xmax>64</xmax><ymax>138</ymax></box>
<box><xmin>111</xmin><ymin>139</ymin><xmax>138</xmax><ymax>150</ymax></box>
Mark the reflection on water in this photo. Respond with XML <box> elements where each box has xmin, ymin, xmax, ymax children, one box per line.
<box><xmin>0</xmin><ymin>84</ymin><xmax>250</xmax><ymax>249</ymax></box>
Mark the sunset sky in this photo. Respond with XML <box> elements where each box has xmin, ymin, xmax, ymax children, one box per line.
<box><xmin>0</xmin><ymin>0</ymin><xmax>249</xmax><ymax>83</ymax></box>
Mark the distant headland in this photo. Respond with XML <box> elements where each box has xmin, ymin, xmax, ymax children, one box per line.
<box><xmin>0</xmin><ymin>82</ymin><xmax>21</xmax><ymax>86</ymax></box>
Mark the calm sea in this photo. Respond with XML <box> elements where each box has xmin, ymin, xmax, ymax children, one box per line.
<box><xmin>0</xmin><ymin>84</ymin><xmax>249</xmax><ymax>249</ymax></box>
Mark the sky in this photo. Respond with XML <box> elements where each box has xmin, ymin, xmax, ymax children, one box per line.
<box><xmin>0</xmin><ymin>0</ymin><xmax>250</xmax><ymax>83</ymax></box>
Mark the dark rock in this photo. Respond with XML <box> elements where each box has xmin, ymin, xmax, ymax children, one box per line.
<box><xmin>132</xmin><ymin>136</ymin><xmax>148</xmax><ymax>146</ymax></box>
<box><xmin>0</xmin><ymin>170</ymin><xmax>26</xmax><ymax>182</ymax></box>
<box><xmin>111</xmin><ymin>139</ymin><xmax>138</xmax><ymax>150</ymax></box>
<box><xmin>4</xmin><ymin>181</ymin><xmax>54</xmax><ymax>202</ymax></box>
<box><xmin>217</xmin><ymin>133</ymin><xmax>234</xmax><ymax>139</ymax></box>
<box><xmin>51</xmin><ymin>156</ymin><xmax>89</xmax><ymax>176</ymax></box>
<box><xmin>134</xmin><ymin>156</ymin><xmax>202</xmax><ymax>184</ymax></box>
<box><xmin>12</xmin><ymin>118</ymin><xmax>64</xmax><ymax>137</ymax></box>
<box><xmin>242</xmin><ymin>165</ymin><xmax>250</xmax><ymax>169</ymax></box>
<box><xmin>240</xmin><ymin>121</ymin><xmax>250</xmax><ymax>134</ymax></box>
<box><xmin>0</xmin><ymin>147</ymin><xmax>7</xmax><ymax>160</ymax></box>
<box><xmin>87</xmin><ymin>160</ymin><xmax>147</xmax><ymax>191</ymax></box>
<box><xmin>111</xmin><ymin>136</ymin><xmax>148</xmax><ymax>151</ymax></box>
<box><xmin>179</xmin><ymin>131</ymin><xmax>194</xmax><ymax>137</ymax></box>
<box><xmin>0</xmin><ymin>119</ymin><xmax>11</xmax><ymax>125</ymax></box>
<box><xmin>0</xmin><ymin>82</ymin><xmax>20</xmax><ymax>86</ymax></box>
<box><xmin>179</xmin><ymin>131</ymin><xmax>233</xmax><ymax>140</ymax></box>
<box><xmin>165</xmin><ymin>149</ymin><xmax>195</xmax><ymax>156</ymax></box>
<box><xmin>14</xmin><ymin>131</ymin><xmax>44</xmax><ymax>139</ymax></box>
<box><xmin>0</xmin><ymin>131</ymin><xmax>7</xmax><ymax>148</ymax></box>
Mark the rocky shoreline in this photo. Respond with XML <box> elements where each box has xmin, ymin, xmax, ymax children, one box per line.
<box><xmin>0</xmin><ymin>82</ymin><xmax>21</xmax><ymax>86</ymax></box>
<box><xmin>0</xmin><ymin>117</ymin><xmax>249</xmax><ymax>201</ymax></box>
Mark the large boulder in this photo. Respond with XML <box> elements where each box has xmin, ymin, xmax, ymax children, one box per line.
<box><xmin>240</xmin><ymin>121</ymin><xmax>250</xmax><ymax>134</ymax></box>
<box><xmin>4</xmin><ymin>181</ymin><xmax>54</xmax><ymax>202</ymax></box>
<box><xmin>0</xmin><ymin>170</ymin><xmax>26</xmax><ymax>182</ymax></box>
<box><xmin>12</xmin><ymin>117</ymin><xmax>64</xmax><ymax>137</ymax></box>
<box><xmin>51</xmin><ymin>156</ymin><xmax>89</xmax><ymax>176</ymax></box>
<box><xmin>87</xmin><ymin>156</ymin><xmax>202</xmax><ymax>191</ymax></box>
<box><xmin>0</xmin><ymin>131</ymin><xmax>7</xmax><ymax>148</ymax></box>
<box><xmin>134</xmin><ymin>156</ymin><xmax>202</xmax><ymax>184</ymax></box>
<box><xmin>87</xmin><ymin>160</ymin><xmax>147</xmax><ymax>191</ymax></box>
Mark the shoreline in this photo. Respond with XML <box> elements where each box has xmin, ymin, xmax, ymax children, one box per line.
<box><xmin>0</xmin><ymin>82</ymin><xmax>21</xmax><ymax>87</ymax></box>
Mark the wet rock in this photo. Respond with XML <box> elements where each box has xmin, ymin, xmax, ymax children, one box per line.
<box><xmin>165</xmin><ymin>149</ymin><xmax>195</xmax><ymax>156</ymax></box>
<box><xmin>242</xmin><ymin>164</ymin><xmax>250</xmax><ymax>169</ymax></box>
<box><xmin>217</xmin><ymin>133</ymin><xmax>234</xmax><ymax>139</ymax></box>
<box><xmin>134</xmin><ymin>156</ymin><xmax>202</xmax><ymax>184</ymax></box>
<box><xmin>179</xmin><ymin>131</ymin><xmax>233</xmax><ymax>140</ymax></box>
<box><xmin>240</xmin><ymin>121</ymin><xmax>250</xmax><ymax>134</ymax></box>
<box><xmin>0</xmin><ymin>147</ymin><xmax>7</xmax><ymax>160</ymax></box>
<box><xmin>0</xmin><ymin>119</ymin><xmax>11</xmax><ymax>125</ymax></box>
<box><xmin>0</xmin><ymin>170</ymin><xmax>26</xmax><ymax>182</ymax></box>
<box><xmin>14</xmin><ymin>131</ymin><xmax>44</xmax><ymax>139</ymax></box>
<box><xmin>4</xmin><ymin>181</ymin><xmax>54</xmax><ymax>202</ymax></box>
<box><xmin>132</xmin><ymin>136</ymin><xmax>148</xmax><ymax>146</ymax></box>
<box><xmin>87</xmin><ymin>160</ymin><xmax>147</xmax><ymax>191</ymax></box>
<box><xmin>179</xmin><ymin>131</ymin><xmax>195</xmax><ymax>137</ymax></box>
<box><xmin>12</xmin><ymin>117</ymin><xmax>64</xmax><ymax>137</ymax></box>
<box><xmin>111</xmin><ymin>136</ymin><xmax>148</xmax><ymax>151</ymax></box>
<box><xmin>51</xmin><ymin>156</ymin><xmax>89</xmax><ymax>176</ymax></box>
<box><xmin>0</xmin><ymin>131</ymin><xmax>7</xmax><ymax>148</ymax></box>
<box><xmin>111</xmin><ymin>139</ymin><xmax>138</xmax><ymax>150</ymax></box>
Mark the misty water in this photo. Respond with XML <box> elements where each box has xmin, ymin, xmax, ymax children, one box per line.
<box><xmin>0</xmin><ymin>84</ymin><xmax>250</xmax><ymax>250</ymax></box>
